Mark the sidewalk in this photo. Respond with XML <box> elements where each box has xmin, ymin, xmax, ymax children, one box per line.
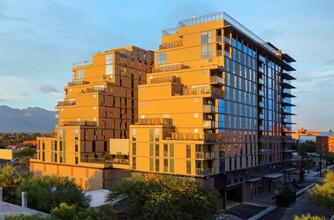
<box><xmin>222</xmin><ymin>166</ymin><xmax>334</xmax><ymax>220</ymax></box>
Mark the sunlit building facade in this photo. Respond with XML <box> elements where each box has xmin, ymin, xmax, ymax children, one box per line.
<box><xmin>129</xmin><ymin>12</ymin><xmax>296</xmax><ymax>205</ymax></box>
<box><xmin>30</xmin><ymin>46</ymin><xmax>154</xmax><ymax>190</ymax></box>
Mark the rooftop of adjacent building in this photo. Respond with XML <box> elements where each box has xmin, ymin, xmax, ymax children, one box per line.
<box><xmin>0</xmin><ymin>201</ymin><xmax>47</xmax><ymax>220</ymax></box>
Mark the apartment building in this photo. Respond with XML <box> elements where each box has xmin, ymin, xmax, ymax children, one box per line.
<box><xmin>316</xmin><ymin>135</ymin><xmax>334</xmax><ymax>153</ymax></box>
<box><xmin>129</xmin><ymin>12</ymin><xmax>296</xmax><ymax>206</ymax></box>
<box><xmin>30</xmin><ymin>46</ymin><xmax>154</xmax><ymax>190</ymax></box>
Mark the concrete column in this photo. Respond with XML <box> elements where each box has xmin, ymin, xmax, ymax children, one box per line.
<box><xmin>21</xmin><ymin>191</ymin><xmax>27</xmax><ymax>208</ymax></box>
<box><xmin>0</xmin><ymin>187</ymin><xmax>3</xmax><ymax>201</ymax></box>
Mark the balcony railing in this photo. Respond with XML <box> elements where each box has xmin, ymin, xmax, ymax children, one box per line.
<box><xmin>196</xmin><ymin>167</ymin><xmax>215</xmax><ymax>175</ymax></box>
<box><xmin>154</xmin><ymin>63</ymin><xmax>189</xmax><ymax>73</ymax></box>
<box><xmin>170</xmin><ymin>132</ymin><xmax>221</xmax><ymax>142</ymax></box>
<box><xmin>195</xmin><ymin>152</ymin><xmax>215</xmax><ymax>159</ymax></box>
<box><xmin>72</xmin><ymin>60</ymin><xmax>92</xmax><ymax>68</ymax></box>
<box><xmin>216</xmin><ymin>50</ymin><xmax>222</xmax><ymax>56</ymax></box>
<box><xmin>68</xmin><ymin>80</ymin><xmax>89</xmax><ymax>86</ymax></box>
<box><xmin>150</xmin><ymin>75</ymin><xmax>181</xmax><ymax>84</ymax></box>
<box><xmin>62</xmin><ymin>121</ymin><xmax>97</xmax><ymax>126</ymax></box>
<box><xmin>224</xmin><ymin>50</ymin><xmax>231</xmax><ymax>58</ymax></box>
<box><xmin>203</xmin><ymin>105</ymin><xmax>217</xmax><ymax>113</ymax></box>
<box><xmin>57</xmin><ymin>100</ymin><xmax>76</xmax><ymax>106</ymax></box>
<box><xmin>159</xmin><ymin>40</ymin><xmax>183</xmax><ymax>49</ymax></box>
<box><xmin>210</xmin><ymin>76</ymin><xmax>223</xmax><ymax>84</ymax></box>
<box><xmin>137</xmin><ymin>118</ymin><xmax>173</xmax><ymax>126</ymax></box>
<box><xmin>224</xmin><ymin>36</ymin><xmax>231</xmax><ymax>44</ymax></box>
<box><xmin>80</xmin><ymin>157</ymin><xmax>129</xmax><ymax>165</ymax></box>
<box><xmin>86</xmin><ymin>87</ymin><xmax>106</xmax><ymax>93</ymax></box>
<box><xmin>203</xmin><ymin>120</ymin><xmax>217</xmax><ymax>128</ymax></box>
<box><xmin>183</xmin><ymin>85</ymin><xmax>222</xmax><ymax>97</ymax></box>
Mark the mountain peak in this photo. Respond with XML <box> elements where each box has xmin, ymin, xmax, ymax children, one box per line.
<box><xmin>0</xmin><ymin>105</ymin><xmax>56</xmax><ymax>133</ymax></box>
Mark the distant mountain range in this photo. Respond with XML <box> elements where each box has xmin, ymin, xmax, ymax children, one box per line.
<box><xmin>0</xmin><ymin>105</ymin><xmax>56</xmax><ymax>133</ymax></box>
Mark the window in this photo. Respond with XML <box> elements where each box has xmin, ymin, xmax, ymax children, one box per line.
<box><xmin>155</xmin><ymin>144</ymin><xmax>159</xmax><ymax>157</ymax></box>
<box><xmin>132</xmin><ymin>143</ymin><xmax>136</xmax><ymax>155</ymax></box>
<box><xmin>106</xmin><ymin>54</ymin><xmax>112</xmax><ymax>64</ymax></box>
<box><xmin>164</xmin><ymin>144</ymin><xmax>168</xmax><ymax>157</ymax></box>
<box><xmin>155</xmin><ymin>159</ymin><xmax>159</xmax><ymax>172</ymax></box>
<box><xmin>132</xmin><ymin>157</ymin><xmax>136</xmax><ymax>170</ymax></box>
<box><xmin>157</xmin><ymin>53</ymin><xmax>166</xmax><ymax>64</ymax></box>
<box><xmin>77</xmin><ymin>69</ymin><xmax>84</xmax><ymax>79</ymax></box>
<box><xmin>106</xmin><ymin>65</ymin><xmax>112</xmax><ymax>75</ymax></box>
<box><xmin>150</xmin><ymin>158</ymin><xmax>154</xmax><ymax>171</ymax></box>
<box><xmin>201</xmin><ymin>45</ymin><xmax>212</xmax><ymax>58</ymax></box>
<box><xmin>201</xmin><ymin>31</ymin><xmax>212</xmax><ymax>44</ymax></box>
<box><xmin>169</xmin><ymin>144</ymin><xmax>174</xmax><ymax>157</ymax></box>
<box><xmin>164</xmin><ymin>159</ymin><xmax>168</xmax><ymax>172</ymax></box>
<box><xmin>137</xmin><ymin>50</ymin><xmax>141</xmax><ymax>60</ymax></box>
<box><xmin>132</xmin><ymin>129</ymin><xmax>136</xmax><ymax>141</ymax></box>
<box><xmin>186</xmin><ymin>145</ymin><xmax>191</xmax><ymax>158</ymax></box>
<box><xmin>150</xmin><ymin>143</ymin><xmax>154</xmax><ymax>156</ymax></box>
<box><xmin>186</xmin><ymin>160</ymin><xmax>191</xmax><ymax>174</ymax></box>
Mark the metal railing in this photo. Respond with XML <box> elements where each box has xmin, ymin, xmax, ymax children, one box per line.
<box><xmin>170</xmin><ymin>132</ymin><xmax>221</xmax><ymax>142</ymax></box>
<box><xmin>150</xmin><ymin>75</ymin><xmax>181</xmax><ymax>84</ymax></box>
<box><xmin>154</xmin><ymin>63</ymin><xmax>189</xmax><ymax>73</ymax></box>
<box><xmin>159</xmin><ymin>40</ymin><xmax>183</xmax><ymax>49</ymax></box>
<box><xmin>196</xmin><ymin>152</ymin><xmax>215</xmax><ymax>159</ymax></box>
<box><xmin>137</xmin><ymin>118</ymin><xmax>173</xmax><ymax>126</ymax></box>
<box><xmin>80</xmin><ymin>157</ymin><xmax>129</xmax><ymax>165</ymax></box>
<box><xmin>196</xmin><ymin>167</ymin><xmax>215</xmax><ymax>175</ymax></box>
<box><xmin>68</xmin><ymin>80</ymin><xmax>89</xmax><ymax>86</ymax></box>
<box><xmin>162</xmin><ymin>27</ymin><xmax>178</xmax><ymax>36</ymax></box>
<box><xmin>57</xmin><ymin>100</ymin><xmax>76</xmax><ymax>106</ymax></box>
<box><xmin>86</xmin><ymin>87</ymin><xmax>106</xmax><ymax>93</ymax></box>
<box><xmin>62</xmin><ymin>121</ymin><xmax>97</xmax><ymax>126</ymax></box>
<box><xmin>210</xmin><ymin>76</ymin><xmax>223</xmax><ymax>84</ymax></box>
<box><xmin>203</xmin><ymin>120</ymin><xmax>216</xmax><ymax>128</ymax></box>
<box><xmin>203</xmin><ymin>105</ymin><xmax>217</xmax><ymax>113</ymax></box>
<box><xmin>72</xmin><ymin>60</ymin><xmax>92</xmax><ymax>68</ymax></box>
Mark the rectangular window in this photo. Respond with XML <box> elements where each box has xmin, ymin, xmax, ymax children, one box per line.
<box><xmin>137</xmin><ymin>50</ymin><xmax>140</xmax><ymax>60</ymax></box>
<box><xmin>132</xmin><ymin>157</ymin><xmax>136</xmax><ymax>170</ymax></box>
<box><xmin>155</xmin><ymin>159</ymin><xmax>159</xmax><ymax>172</ymax></box>
<box><xmin>186</xmin><ymin>145</ymin><xmax>191</xmax><ymax>158</ymax></box>
<box><xmin>106</xmin><ymin>64</ymin><xmax>112</xmax><ymax>75</ymax></box>
<box><xmin>186</xmin><ymin>160</ymin><xmax>191</xmax><ymax>174</ymax></box>
<box><xmin>155</xmin><ymin>128</ymin><xmax>160</xmax><ymax>141</ymax></box>
<box><xmin>170</xmin><ymin>159</ymin><xmax>174</xmax><ymax>173</ymax></box>
<box><xmin>150</xmin><ymin>158</ymin><xmax>154</xmax><ymax>171</ymax></box>
<box><xmin>201</xmin><ymin>45</ymin><xmax>212</xmax><ymax>58</ymax></box>
<box><xmin>201</xmin><ymin>31</ymin><xmax>212</xmax><ymax>44</ymax></box>
<box><xmin>155</xmin><ymin>144</ymin><xmax>159</xmax><ymax>157</ymax></box>
<box><xmin>150</xmin><ymin>143</ymin><xmax>154</xmax><ymax>157</ymax></box>
<box><xmin>169</xmin><ymin>144</ymin><xmax>174</xmax><ymax>157</ymax></box>
<box><xmin>164</xmin><ymin>144</ymin><xmax>168</xmax><ymax>157</ymax></box>
<box><xmin>132</xmin><ymin>143</ymin><xmax>136</xmax><ymax>156</ymax></box>
<box><xmin>149</xmin><ymin>128</ymin><xmax>154</xmax><ymax>141</ymax></box>
<box><xmin>106</xmin><ymin>54</ymin><xmax>112</xmax><ymax>64</ymax></box>
<box><xmin>132</xmin><ymin>128</ymin><xmax>136</xmax><ymax>141</ymax></box>
<box><xmin>157</xmin><ymin>53</ymin><xmax>167</xmax><ymax>64</ymax></box>
<box><xmin>164</xmin><ymin>159</ymin><xmax>168</xmax><ymax>172</ymax></box>
<box><xmin>77</xmin><ymin>69</ymin><xmax>84</xmax><ymax>79</ymax></box>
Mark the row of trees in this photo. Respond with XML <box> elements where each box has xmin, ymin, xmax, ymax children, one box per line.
<box><xmin>1</xmin><ymin>166</ymin><xmax>219</xmax><ymax>219</ymax></box>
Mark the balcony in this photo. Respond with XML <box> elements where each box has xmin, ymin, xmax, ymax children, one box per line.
<box><xmin>203</xmin><ymin>105</ymin><xmax>217</xmax><ymax>113</ymax></box>
<box><xmin>196</xmin><ymin>152</ymin><xmax>215</xmax><ymax>159</ymax></box>
<box><xmin>137</xmin><ymin>118</ymin><xmax>173</xmax><ymax>126</ymax></box>
<box><xmin>170</xmin><ymin>132</ymin><xmax>221</xmax><ymax>142</ymax></box>
<box><xmin>150</xmin><ymin>75</ymin><xmax>181</xmax><ymax>84</ymax></box>
<box><xmin>86</xmin><ymin>87</ymin><xmax>106</xmax><ymax>93</ymax></box>
<box><xmin>57</xmin><ymin>100</ymin><xmax>76</xmax><ymax>106</ymax></box>
<box><xmin>203</xmin><ymin>120</ymin><xmax>217</xmax><ymax>128</ymax></box>
<box><xmin>216</xmin><ymin>49</ymin><xmax>222</xmax><ymax>56</ymax></box>
<box><xmin>62</xmin><ymin>121</ymin><xmax>97</xmax><ymax>126</ymax></box>
<box><xmin>224</xmin><ymin>50</ymin><xmax>231</xmax><ymax>58</ymax></box>
<box><xmin>68</xmin><ymin>80</ymin><xmax>89</xmax><ymax>86</ymax></box>
<box><xmin>159</xmin><ymin>40</ymin><xmax>183</xmax><ymax>49</ymax></box>
<box><xmin>154</xmin><ymin>63</ymin><xmax>189</xmax><ymax>73</ymax></box>
<box><xmin>210</xmin><ymin>76</ymin><xmax>223</xmax><ymax>84</ymax></box>
<box><xmin>196</xmin><ymin>167</ymin><xmax>215</xmax><ymax>175</ymax></box>
<box><xmin>80</xmin><ymin>157</ymin><xmax>129</xmax><ymax>165</ymax></box>
<box><xmin>72</xmin><ymin>60</ymin><xmax>92</xmax><ymax>68</ymax></box>
<box><xmin>183</xmin><ymin>85</ymin><xmax>222</xmax><ymax>97</ymax></box>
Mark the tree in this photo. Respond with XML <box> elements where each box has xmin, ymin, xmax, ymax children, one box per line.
<box><xmin>0</xmin><ymin>166</ymin><xmax>28</xmax><ymax>203</ymax></box>
<box><xmin>298</xmin><ymin>141</ymin><xmax>316</xmax><ymax>153</ymax></box>
<box><xmin>308</xmin><ymin>170</ymin><xmax>334</xmax><ymax>210</ymax></box>
<box><xmin>4</xmin><ymin>213</ymin><xmax>50</xmax><ymax>220</ymax></box>
<box><xmin>16</xmin><ymin>175</ymin><xmax>89</xmax><ymax>213</ymax></box>
<box><xmin>107</xmin><ymin>173</ymin><xmax>219</xmax><ymax>220</ymax></box>
<box><xmin>13</xmin><ymin>147</ymin><xmax>36</xmax><ymax>166</ymax></box>
<box><xmin>294</xmin><ymin>213</ymin><xmax>327</xmax><ymax>220</ymax></box>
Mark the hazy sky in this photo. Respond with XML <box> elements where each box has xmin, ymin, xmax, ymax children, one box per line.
<box><xmin>0</xmin><ymin>0</ymin><xmax>333</xmax><ymax>131</ymax></box>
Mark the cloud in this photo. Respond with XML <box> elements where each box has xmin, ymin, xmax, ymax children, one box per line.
<box><xmin>37</xmin><ymin>84</ymin><xmax>60</xmax><ymax>93</ymax></box>
<box><xmin>21</xmin><ymin>92</ymin><xmax>31</xmax><ymax>98</ymax></box>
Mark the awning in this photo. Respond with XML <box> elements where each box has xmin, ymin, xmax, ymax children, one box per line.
<box><xmin>247</xmin><ymin>177</ymin><xmax>262</xmax><ymax>183</ymax></box>
<box><xmin>263</xmin><ymin>173</ymin><xmax>285</xmax><ymax>179</ymax></box>
<box><xmin>283</xmin><ymin>168</ymin><xmax>297</xmax><ymax>173</ymax></box>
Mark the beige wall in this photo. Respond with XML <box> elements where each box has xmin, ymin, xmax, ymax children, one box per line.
<box><xmin>0</xmin><ymin>149</ymin><xmax>13</xmax><ymax>160</ymax></box>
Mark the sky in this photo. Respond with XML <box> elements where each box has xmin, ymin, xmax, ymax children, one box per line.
<box><xmin>0</xmin><ymin>0</ymin><xmax>333</xmax><ymax>131</ymax></box>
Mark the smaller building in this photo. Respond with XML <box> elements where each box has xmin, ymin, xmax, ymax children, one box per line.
<box><xmin>22</xmin><ymin>140</ymin><xmax>37</xmax><ymax>147</ymax></box>
<box><xmin>316</xmin><ymin>136</ymin><xmax>334</xmax><ymax>153</ymax></box>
